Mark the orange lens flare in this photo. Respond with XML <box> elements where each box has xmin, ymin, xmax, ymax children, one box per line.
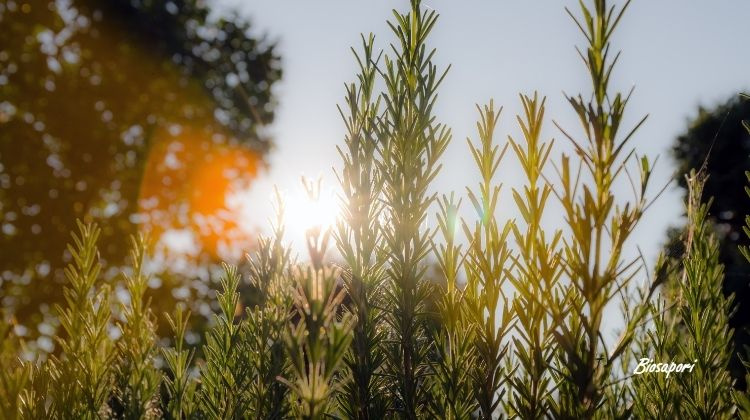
<box><xmin>137</xmin><ymin>127</ymin><xmax>261</xmax><ymax>260</ymax></box>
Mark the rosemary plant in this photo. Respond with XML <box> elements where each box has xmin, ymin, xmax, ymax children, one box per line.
<box><xmin>333</xmin><ymin>33</ymin><xmax>389</xmax><ymax>419</ymax></box>
<box><xmin>637</xmin><ymin>172</ymin><xmax>734</xmax><ymax>419</ymax></box>
<box><xmin>242</xmin><ymin>194</ymin><xmax>293</xmax><ymax>419</ymax></box>
<box><xmin>113</xmin><ymin>235</ymin><xmax>162</xmax><ymax>419</ymax></box>
<box><xmin>377</xmin><ymin>1</ymin><xmax>450</xmax><ymax>417</ymax></box>
<box><xmin>0</xmin><ymin>312</ymin><xmax>29</xmax><ymax>419</ymax></box>
<box><xmin>739</xmin><ymin>105</ymin><xmax>750</xmax><ymax>418</ymax></box>
<box><xmin>162</xmin><ymin>305</ymin><xmax>197</xmax><ymax>419</ymax></box>
<box><xmin>428</xmin><ymin>193</ymin><xmax>477</xmax><ymax>420</ymax></box>
<box><xmin>461</xmin><ymin>101</ymin><xmax>515</xmax><ymax>419</ymax></box>
<box><xmin>739</xmin><ymin>167</ymin><xmax>750</xmax><ymax>419</ymax></box>
<box><xmin>280</xmin><ymin>180</ymin><xmax>354</xmax><ymax>420</ymax></box>
<box><xmin>673</xmin><ymin>173</ymin><xmax>735</xmax><ymax>417</ymax></box>
<box><xmin>550</xmin><ymin>0</ymin><xmax>657</xmax><ymax>417</ymax></box>
<box><xmin>507</xmin><ymin>93</ymin><xmax>563</xmax><ymax>419</ymax></box>
<box><xmin>198</xmin><ymin>263</ymin><xmax>250</xmax><ymax>418</ymax></box>
<box><xmin>49</xmin><ymin>221</ymin><xmax>117</xmax><ymax>418</ymax></box>
<box><xmin>630</xmin><ymin>288</ymin><xmax>682</xmax><ymax>419</ymax></box>
<box><xmin>17</xmin><ymin>344</ymin><xmax>54</xmax><ymax>418</ymax></box>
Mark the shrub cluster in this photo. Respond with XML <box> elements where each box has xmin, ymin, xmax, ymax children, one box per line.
<box><xmin>1</xmin><ymin>1</ymin><xmax>749</xmax><ymax>419</ymax></box>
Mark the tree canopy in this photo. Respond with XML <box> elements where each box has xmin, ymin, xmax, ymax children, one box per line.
<box><xmin>0</xmin><ymin>0</ymin><xmax>281</xmax><ymax>339</ymax></box>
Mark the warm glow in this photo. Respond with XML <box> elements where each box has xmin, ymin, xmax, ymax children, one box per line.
<box><xmin>137</xmin><ymin>126</ymin><xmax>261</xmax><ymax>261</ymax></box>
<box><xmin>283</xmin><ymin>184</ymin><xmax>340</xmax><ymax>241</ymax></box>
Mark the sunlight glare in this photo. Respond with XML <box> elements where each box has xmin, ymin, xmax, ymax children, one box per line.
<box><xmin>284</xmin><ymin>185</ymin><xmax>340</xmax><ymax>239</ymax></box>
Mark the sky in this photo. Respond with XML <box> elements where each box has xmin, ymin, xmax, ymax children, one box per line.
<box><xmin>211</xmin><ymin>0</ymin><xmax>750</xmax><ymax>268</ymax></box>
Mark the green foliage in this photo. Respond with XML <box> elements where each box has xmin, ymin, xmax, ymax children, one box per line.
<box><xmin>428</xmin><ymin>193</ymin><xmax>477</xmax><ymax>420</ymax></box>
<box><xmin>735</xmin><ymin>109</ymin><xmax>750</xmax><ymax>418</ymax></box>
<box><xmin>334</xmin><ymin>34</ymin><xmax>390</xmax><ymax>419</ymax></box>
<box><xmin>241</xmin><ymin>201</ymin><xmax>293</xmax><ymax>419</ymax></box>
<box><xmin>377</xmin><ymin>1</ymin><xmax>450</xmax><ymax>417</ymax></box>
<box><xmin>550</xmin><ymin>0</ymin><xmax>657</xmax><ymax>417</ymax></box>
<box><xmin>49</xmin><ymin>221</ymin><xmax>117</xmax><ymax>418</ymax></box>
<box><xmin>677</xmin><ymin>179</ymin><xmax>738</xmax><ymax>418</ymax></box>
<box><xmin>0</xmin><ymin>313</ymin><xmax>30</xmax><ymax>420</ymax></box>
<box><xmin>161</xmin><ymin>305</ymin><xmax>197</xmax><ymax>419</ymax></box>
<box><xmin>161</xmin><ymin>194</ymin><xmax>293</xmax><ymax>420</ymax></box>
<box><xmin>630</xmin><ymin>293</ymin><xmax>681</xmax><ymax>418</ymax></box>
<box><xmin>634</xmin><ymin>173</ymin><xmax>735</xmax><ymax>419</ymax></box>
<box><xmin>507</xmin><ymin>93</ymin><xmax>562</xmax><ymax>419</ymax></box>
<box><xmin>462</xmin><ymin>101</ymin><xmax>514</xmax><ymax>419</ymax></box>
<box><xmin>198</xmin><ymin>263</ymin><xmax>249</xmax><ymax>418</ymax></box>
<box><xmin>113</xmin><ymin>235</ymin><xmax>162</xmax><ymax>419</ymax></box>
<box><xmin>280</xmin><ymin>195</ymin><xmax>354</xmax><ymax>420</ymax></box>
<box><xmin>17</xmin><ymin>363</ymin><xmax>53</xmax><ymax>419</ymax></box>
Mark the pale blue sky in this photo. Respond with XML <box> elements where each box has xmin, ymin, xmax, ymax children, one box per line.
<box><xmin>212</xmin><ymin>0</ymin><xmax>750</xmax><ymax>268</ymax></box>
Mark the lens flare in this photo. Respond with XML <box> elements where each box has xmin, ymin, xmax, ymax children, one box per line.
<box><xmin>137</xmin><ymin>126</ymin><xmax>261</xmax><ymax>262</ymax></box>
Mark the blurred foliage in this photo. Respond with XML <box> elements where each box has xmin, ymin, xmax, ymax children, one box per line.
<box><xmin>0</xmin><ymin>0</ymin><xmax>281</xmax><ymax>344</ymax></box>
<box><xmin>671</xmin><ymin>94</ymin><xmax>750</xmax><ymax>388</ymax></box>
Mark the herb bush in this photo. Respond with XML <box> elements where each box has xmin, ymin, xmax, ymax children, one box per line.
<box><xmin>0</xmin><ymin>0</ymin><xmax>747</xmax><ymax>419</ymax></box>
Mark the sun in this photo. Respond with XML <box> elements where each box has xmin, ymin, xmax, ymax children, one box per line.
<box><xmin>283</xmin><ymin>181</ymin><xmax>340</xmax><ymax>239</ymax></box>
<box><xmin>225</xmin><ymin>177</ymin><xmax>342</xmax><ymax>258</ymax></box>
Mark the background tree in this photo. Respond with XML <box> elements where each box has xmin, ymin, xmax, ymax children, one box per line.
<box><xmin>0</xmin><ymin>0</ymin><xmax>281</xmax><ymax>344</ymax></box>
<box><xmin>670</xmin><ymin>93</ymin><xmax>750</xmax><ymax>388</ymax></box>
